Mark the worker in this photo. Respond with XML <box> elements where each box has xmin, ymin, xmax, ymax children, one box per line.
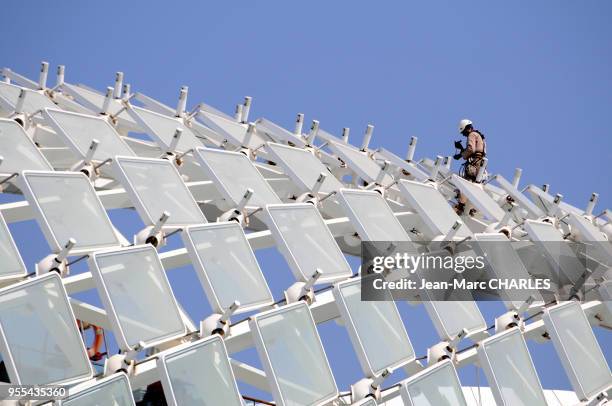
<box><xmin>453</xmin><ymin>119</ymin><xmax>486</xmax><ymax>214</ymax></box>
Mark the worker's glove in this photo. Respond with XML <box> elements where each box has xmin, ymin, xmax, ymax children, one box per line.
<box><xmin>453</xmin><ymin>153</ymin><xmax>462</xmax><ymax>160</ymax></box>
<box><xmin>454</xmin><ymin>140</ymin><xmax>464</xmax><ymax>150</ymax></box>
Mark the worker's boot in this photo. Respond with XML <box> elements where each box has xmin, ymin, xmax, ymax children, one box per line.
<box><xmin>454</xmin><ymin>202</ymin><xmax>465</xmax><ymax>215</ymax></box>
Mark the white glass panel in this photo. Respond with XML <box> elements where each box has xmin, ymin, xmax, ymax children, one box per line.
<box><xmin>266</xmin><ymin>204</ymin><xmax>352</xmax><ymax>283</ymax></box>
<box><xmin>336</xmin><ymin>279</ymin><xmax>415</xmax><ymax>375</ymax></box>
<box><xmin>328</xmin><ymin>141</ymin><xmax>394</xmax><ymax>186</ymax></box>
<box><xmin>251</xmin><ymin>303</ymin><xmax>337</xmax><ymax>406</ymax></box>
<box><xmin>198</xmin><ymin>111</ymin><xmax>265</xmax><ymax>149</ymax></box>
<box><xmin>0</xmin><ymin>213</ymin><xmax>26</xmax><ymax>279</ymax></box>
<box><xmin>398</xmin><ymin>180</ymin><xmax>471</xmax><ymax>239</ymax></box>
<box><xmin>567</xmin><ymin>213</ymin><xmax>612</xmax><ymax>264</ymax></box>
<box><xmin>113</xmin><ymin>157</ymin><xmax>207</xmax><ymax>227</ymax></box>
<box><xmin>44</xmin><ymin>109</ymin><xmax>135</xmax><ymax>160</ymax></box>
<box><xmin>90</xmin><ymin>246</ymin><xmax>185</xmax><ymax>349</ymax></box>
<box><xmin>452</xmin><ymin>175</ymin><xmax>505</xmax><ymax>221</ymax></box>
<box><xmin>266</xmin><ymin>142</ymin><xmax>343</xmax><ymax>194</ymax></box>
<box><xmin>0</xmin><ymin>274</ymin><xmax>92</xmax><ymax>385</ymax></box>
<box><xmin>130</xmin><ymin>106</ymin><xmax>203</xmax><ymax>152</ymax></box>
<box><xmin>544</xmin><ymin>302</ymin><xmax>612</xmax><ymax>399</ymax></box>
<box><xmin>424</xmin><ymin>301</ymin><xmax>486</xmax><ymax>340</ymax></box>
<box><xmin>62</xmin><ymin>373</ymin><xmax>135</xmax><ymax>406</ymax></box>
<box><xmin>375</xmin><ymin>148</ymin><xmax>429</xmax><ymax>182</ymax></box>
<box><xmin>63</xmin><ymin>84</ymin><xmax>136</xmax><ymax>125</ymax></box>
<box><xmin>473</xmin><ymin>233</ymin><xmax>542</xmax><ymax>309</ymax></box>
<box><xmin>160</xmin><ymin>336</ymin><xmax>243</xmax><ymax>406</ymax></box>
<box><xmin>338</xmin><ymin>189</ymin><xmax>411</xmax><ymax>241</ymax></box>
<box><xmin>183</xmin><ymin>222</ymin><xmax>273</xmax><ymax>313</ymax></box>
<box><xmin>400</xmin><ymin>361</ymin><xmax>467</xmax><ymax>406</ymax></box>
<box><xmin>21</xmin><ymin>171</ymin><xmax>120</xmax><ymax>253</ymax></box>
<box><xmin>478</xmin><ymin>328</ymin><xmax>547</xmax><ymax>406</ymax></box>
<box><xmin>0</xmin><ymin>119</ymin><xmax>52</xmax><ymax>172</ymax></box>
<box><xmin>256</xmin><ymin>118</ymin><xmax>306</xmax><ymax>147</ymax></box>
<box><xmin>0</xmin><ymin>82</ymin><xmax>57</xmax><ymax>114</ymax></box>
<box><xmin>195</xmin><ymin>148</ymin><xmax>281</xmax><ymax>208</ymax></box>
<box><xmin>494</xmin><ymin>175</ymin><xmax>544</xmax><ymax>218</ymax></box>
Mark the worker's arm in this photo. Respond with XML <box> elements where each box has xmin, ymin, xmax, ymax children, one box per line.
<box><xmin>461</xmin><ymin>132</ymin><xmax>477</xmax><ymax>159</ymax></box>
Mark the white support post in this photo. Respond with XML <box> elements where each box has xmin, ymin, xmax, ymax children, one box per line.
<box><xmin>151</xmin><ymin>211</ymin><xmax>170</xmax><ymax>237</ymax></box>
<box><xmin>234</xmin><ymin>104</ymin><xmax>243</xmax><ymax>121</ymax></box>
<box><xmin>374</xmin><ymin>161</ymin><xmax>390</xmax><ymax>185</ymax></box>
<box><xmin>303</xmin><ymin>269</ymin><xmax>323</xmax><ymax>291</ymax></box>
<box><xmin>542</xmin><ymin>184</ymin><xmax>550</xmax><ymax>193</ymax></box>
<box><xmin>444</xmin><ymin>156</ymin><xmax>451</xmax><ymax>170</ymax></box>
<box><xmin>38</xmin><ymin>61</ymin><xmax>49</xmax><ymax>90</ymax></box>
<box><xmin>56</xmin><ymin>65</ymin><xmax>65</xmax><ymax>88</ymax></box>
<box><xmin>311</xmin><ymin>173</ymin><xmax>327</xmax><ymax>195</ymax></box>
<box><xmin>585</xmin><ymin>192</ymin><xmax>598</xmax><ymax>216</ymax></box>
<box><xmin>294</xmin><ymin>113</ymin><xmax>304</xmax><ymax>135</ymax></box>
<box><xmin>342</xmin><ymin>127</ymin><xmax>350</xmax><ymax>143</ymax></box>
<box><xmin>56</xmin><ymin>238</ymin><xmax>76</xmax><ymax>264</ymax></box>
<box><xmin>101</xmin><ymin>87</ymin><xmax>113</xmax><ymax>115</ymax></box>
<box><xmin>306</xmin><ymin>120</ymin><xmax>319</xmax><ymax>145</ymax></box>
<box><xmin>241</xmin><ymin>96</ymin><xmax>252</xmax><ymax>123</ymax></box>
<box><xmin>113</xmin><ymin>72</ymin><xmax>124</xmax><ymax>99</ymax></box>
<box><xmin>168</xmin><ymin>128</ymin><xmax>183</xmax><ymax>153</ymax></box>
<box><xmin>405</xmin><ymin>136</ymin><xmax>418</xmax><ymax>161</ymax></box>
<box><xmin>176</xmin><ymin>86</ymin><xmax>188</xmax><ymax>117</ymax></box>
<box><xmin>83</xmin><ymin>139</ymin><xmax>100</xmax><ymax>165</ymax></box>
<box><xmin>512</xmin><ymin>168</ymin><xmax>522</xmax><ymax>188</ymax></box>
<box><xmin>360</xmin><ymin>124</ymin><xmax>374</xmax><ymax>151</ymax></box>
<box><xmin>237</xmin><ymin>188</ymin><xmax>254</xmax><ymax>212</ymax></box>
<box><xmin>122</xmin><ymin>83</ymin><xmax>131</xmax><ymax>101</ymax></box>
<box><xmin>14</xmin><ymin>89</ymin><xmax>26</xmax><ymax>114</ymax></box>
<box><xmin>429</xmin><ymin>155</ymin><xmax>443</xmax><ymax>180</ymax></box>
<box><xmin>244</xmin><ymin>123</ymin><xmax>256</xmax><ymax>148</ymax></box>
<box><xmin>445</xmin><ymin>220</ymin><xmax>463</xmax><ymax>241</ymax></box>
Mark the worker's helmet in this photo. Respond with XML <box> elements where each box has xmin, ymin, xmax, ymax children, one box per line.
<box><xmin>458</xmin><ymin>119</ymin><xmax>473</xmax><ymax>133</ymax></box>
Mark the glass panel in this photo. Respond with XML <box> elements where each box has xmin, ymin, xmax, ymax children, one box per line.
<box><xmin>266</xmin><ymin>143</ymin><xmax>343</xmax><ymax>194</ymax></box>
<box><xmin>23</xmin><ymin>172</ymin><xmax>120</xmax><ymax>252</ymax></box>
<box><xmin>256</xmin><ymin>118</ymin><xmax>306</xmax><ymax>147</ymax></box>
<box><xmin>161</xmin><ymin>337</ymin><xmax>242</xmax><ymax>406</ymax></box>
<box><xmin>198</xmin><ymin>111</ymin><xmax>265</xmax><ymax>149</ymax></box>
<box><xmin>0</xmin><ymin>82</ymin><xmax>57</xmax><ymax>114</ymax></box>
<box><xmin>328</xmin><ymin>141</ymin><xmax>394</xmax><ymax>186</ymax></box>
<box><xmin>452</xmin><ymin>175</ymin><xmax>505</xmax><ymax>221</ymax></box>
<box><xmin>195</xmin><ymin>148</ymin><xmax>281</xmax><ymax>208</ymax></box>
<box><xmin>91</xmin><ymin>246</ymin><xmax>185</xmax><ymax>349</ymax></box>
<box><xmin>253</xmin><ymin>304</ymin><xmax>337</xmax><ymax>405</ymax></box>
<box><xmin>62</xmin><ymin>374</ymin><xmax>134</xmax><ymax>406</ymax></box>
<box><xmin>375</xmin><ymin>148</ymin><xmax>429</xmax><ymax>182</ymax></box>
<box><xmin>184</xmin><ymin>223</ymin><xmax>273</xmax><ymax>312</ymax></box>
<box><xmin>425</xmin><ymin>301</ymin><xmax>485</xmax><ymax>340</ymax></box>
<box><xmin>0</xmin><ymin>120</ymin><xmax>52</xmax><ymax>172</ymax></box>
<box><xmin>495</xmin><ymin>175</ymin><xmax>543</xmax><ymax>218</ymax></box>
<box><xmin>114</xmin><ymin>158</ymin><xmax>207</xmax><ymax>227</ymax></box>
<box><xmin>339</xmin><ymin>189</ymin><xmax>411</xmax><ymax>241</ymax></box>
<box><xmin>64</xmin><ymin>84</ymin><xmax>135</xmax><ymax>124</ymax></box>
<box><xmin>398</xmin><ymin>180</ymin><xmax>472</xmax><ymax>239</ymax></box>
<box><xmin>545</xmin><ymin>302</ymin><xmax>611</xmax><ymax>398</ymax></box>
<box><xmin>266</xmin><ymin>204</ymin><xmax>352</xmax><ymax>283</ymax></box>
<box><xmin>0</xmin><ymin>214</ymin><xmax>25</xmax><ymax>278</ymax></box>
<box><xmin>131</xmin><ymin>107</ymin><xmax>203</xmax><ymax>152</ymax></box>
<box><xmin>0</xmin><ymin>274</ymin><xmax>91</xmax><ymax>384</ymax></box>
<box><xmin>338</xmin><ymin>280</ymin><xmax>415</xmax><ymax>374</ymax></box>
<box><xmin>479</xmin><ymin>329</ymin><xmax>547</xmax><ymax>406</ymax></box>
<box><xmin>401</xmin><ymin>362</ymin><xmax>467</xmax><ymax>406</ymax></box>
<box><xmin>45</xmin><ymin>109</ymin><xmax>135</xmax><ymax>160</ymax></box>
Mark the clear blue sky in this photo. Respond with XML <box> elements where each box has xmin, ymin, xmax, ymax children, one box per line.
<box><xmin>1</xmin><ymin>0</ymin><xmax>610</xmax><ymax>399</ymax></box>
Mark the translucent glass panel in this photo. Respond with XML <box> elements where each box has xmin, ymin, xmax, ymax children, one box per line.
<box><xmin>452</xmin><ymin>175</ymin><xmax>505</xmax><ymax>221</ymax></box>
<box><xmin>20</xmin><ymin>171</ymin><xmax>121</xmax><ymax>254</ymax></box>
<box><xmin>478</xmin><ymin>328</ymin><xmax>547</xmax><ymax>406</ymax></box>
<box><xmin>266</xmin><ymin>142</ymin><xmax>343</xmax><ymax>194</ymax></box>
<box><xmin>195</xmin><ymin>148</ymin><xmax>281</xmax><ymax>209</ymax></box>
<box><xmin>198</xmin><ymin>110</ymin><xmax>265</xmax><ymax>149</ymax></box>
<box><xmin>398</xmin><ymin>180</ymin><xmax>472</xmax><ymax>239</ymax></box>
<box><xmin>89</xmin><ymin>246</ymin><xmax>186</xmax><ymax>350</ymax></box>
<box><xmin>43</xmin><ymin>109</ymin><xmax>135</xmax><ymax>160</ymax></box>
<box><xmin>523</xmin><ymin>220</ymin><xmax>584</xmax><ymax>285</ymax></box>
<box><xmin>182</xmin><ymin>222</ymin><xmax>273</xmax><ymax>314</ymax></box>
<box><xmin>0</xmin><ymin>82</ymin><xmax>57</xmax><ymax>114</ymax></box>
<box><xmin>400</xmin><ymin>360</ymin><xmax>467</xmax><ymax>406</ymax></box>
<box><xmin>250</xmin><ymin>303</ymin><xmax>338</xmax><ymax>406</ymax></box>
<box><xmin>0</xmin><ymin>119</ymin><xmax>53</xmax><ymax>172</ymax></box>
<box><xmin>493</xmin><ymin>175</ymin><xmax>544</xmax><ymax>219</ymax></box>
<box><xmin>62</xmin><ymin>84</ymin><xmax>137</xmax><ymax>126</ymax></box>
<box><xmin>374</xmin><ymin>148</ymin><xmax>429</xmax><ymax>182</ymax></box>
<box><xmin>543</xmin><ymin>301</ymin><xmax>612</xmax><ymax>400</ymax></box>
<box><xmin>423</xmin><ymin>300</ymin><xmax>486</xmax><ymax>341</ymax></box>
<box><xmin>265</xmin><ymin>203</ymin><xmax>352</xmax><ymax>283</ymax></box>
<box><xmin>567</xmin><ymin>213</ymin><xmax>612</xmax><ymax>263</ymax></box>
<box><xmin>0</xmin><ymin>213</ymin><xmax>26</xmax><ymax>279</ymax></box>
<box><xmin>61</xmin><ymin>373</ymin><xmax>135</xmax><ymax>406</ymax></box>
<box><xmin>335</xmin><ymin>279</ymin><xmax>415</xmax><ymax>375</ymax></box>
<box><xmin>129</xmin><ymin>106</ymin><xmax>203</xmax><ymax>152</ymax></box>
<box><xmin>113</xmin><ymin>157</ymin><xmax>207</xmax><ymax>227</ymax></box>
<box><xmin>256</xmin><ymin>118</ymin><xmax>307</xmax><ymax>147</ymax></box>
<box><xmin>473</xmin><ymin>233</ymin><xmax>542</xmax><ymax>310</ymax></box>
<box><xmin>328</xmin><ymin>141</ymin><xmax>394</xmax><ymax>186</ymax></box>
<box><xmin>158</xmin><ymin>335</ymin><xmax>243</xmax><ymax>406</ymax></box>
<box><xmin>0</xmin><ymin>273</ymin><xmax>92</xmax><ymax>385</ymax></box>
<box><xmin>337</xmin><ymin>189</ymin><xmax>411</xmax><ymax>242</ymax></box>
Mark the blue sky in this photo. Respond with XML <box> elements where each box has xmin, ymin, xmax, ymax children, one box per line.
<box><xmin>1</xmin><ymin>0</ymin><xmax>610</xmax><ymax>400</ymax></box>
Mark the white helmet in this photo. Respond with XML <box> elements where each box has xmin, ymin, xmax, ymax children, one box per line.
<box><xmin>458</xmin><ymin>119</ymin><xmax>472</xmax><ymax>133</ymax></box>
